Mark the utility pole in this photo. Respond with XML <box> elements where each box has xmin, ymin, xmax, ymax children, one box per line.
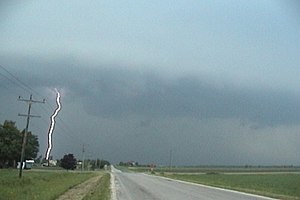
<box><xmin>18</xmin><ymin>94</ymin><xmax>45</xmax><ymax>178</ymax></box>
<box><xmin>169</xmin><ymin>149</ymin><xmax>173</xmax><ymax>171</ymax></box>
<box><xmin>82</xmin><ymin>144</ymin><xmax>85</xmax><ymax>171</ymax></box>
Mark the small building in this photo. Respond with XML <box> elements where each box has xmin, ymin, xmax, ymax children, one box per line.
<box><xmin>127</xmin><ymin>161</ymin><xmax>137</xmax><ymax>167</ymax></box>
<box><xmin>42</xmin><ymin>160</ymin><xmax>57</xmax><ymax>167</ymax></box>
<box><xmin>17</xmin><ymin>160</ymin><xmax>34</xmax><ymax>169</ymax></box>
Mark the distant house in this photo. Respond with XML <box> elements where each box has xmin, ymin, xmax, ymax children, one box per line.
<box><xmin>127</xmin><ymin>161</ymin><xmax>137</xmax><ymax>167</ymax></box>
<box><xmin>49</xmin><ymin>160</ymin><xmax>57</xmax><ymax>166</ymax></box>
<box><xmin>42</xmin><ymin>160</ymin><xmax>57</xmax><ymax>167</ymax></box>
<box><xmin>77</xmin><ymin>161</ymin><xmax>83</xmax><ymax>170</ymax></box>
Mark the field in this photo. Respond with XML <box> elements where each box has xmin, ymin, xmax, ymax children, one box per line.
<box><xmin>126</xmin><ymin>165</ymin><xmax>300</xmax><ymax>173</ymax></box>
<box><xmin>0</xmin><ymin>169</ymin><xmax>110</xmax><ymax>200</ymax></box>
<box><xmin>162</xmin><ymin>173</ymin><xmax>300</xmax><ymax>200</ymax></box>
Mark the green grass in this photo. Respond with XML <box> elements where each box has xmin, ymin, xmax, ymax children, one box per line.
<box><xmin>163</xmin><ymin>173</ymin><xmax>300</xmax><ymax>200</ymax></box>
<box><xmin>0</xmin><ymin>169</ymin><xmax>98</xmax><ymax>200</ymax></box>
<box><xmin>83</xmin><ymin>173</ymin><xmax>111</xmax><ymax>200</ymax></box>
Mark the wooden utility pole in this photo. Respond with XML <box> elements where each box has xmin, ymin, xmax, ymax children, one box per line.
<box><xmin>169</xmin><ymin>149</ymin><xmax>173</xmax><ymax>171</ymax></box>
<box><xmin>18</xmin><ymin>94</ymin><xmax>45</xmax><ymax>178</ymax></box>
<box><xmin>82</xmin><ymin>144</ymin><xmax>85</xmax><ymax>171</ymax></box>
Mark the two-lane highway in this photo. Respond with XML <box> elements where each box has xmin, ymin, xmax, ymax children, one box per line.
<box><xmin>110</xmin><ymin>166</ymin><xmax>276</xmax><ymax>200</ymax></box>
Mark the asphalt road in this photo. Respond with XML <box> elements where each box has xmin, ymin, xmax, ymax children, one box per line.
<box><xmin>111</xmin><ymin>166</ymin><xmax>276</xmax><ymax>200</ymax></box>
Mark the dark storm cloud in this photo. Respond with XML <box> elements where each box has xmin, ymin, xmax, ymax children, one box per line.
<box><xmin>2</xmin><ymin>56</ymin><xmax>300</xmax><ymax>127</ymax></box>
<box><xmin>83</xmin><ymin>72</ymin><xmax>300</xmax><ymax>127</ymax></box>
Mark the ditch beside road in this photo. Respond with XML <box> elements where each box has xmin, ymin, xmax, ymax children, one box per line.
<box><xmin>56</xmin><ymin>175</ymin><xmax>102</xmax><ymax>200</ymax></box>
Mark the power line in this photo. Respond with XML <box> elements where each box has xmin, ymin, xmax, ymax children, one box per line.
<box><xmin>0</xmin><ymin>63</ymin><xmax>73</xmax><ymax>133</ymax></box>
<box><xmin>0</xmin><ymin>64</ymin><xmax>60</xmax><ymax>113</ymax></box>
<box><xmin>0</xmin><ymin>64</ymin><xmax>44</xmax><ymax>99</ymax></box>
<box><xmin>0</xmin><ymin>72</ymin><xmax>12</xmax><ymax>91</ymax></box>
<box><xmin>1</xmin><ymin>63</ymin><xmax>80</xmax><ymax>158</ymax></box>
<box><xmin>0</xmin><ymin>69</ymin><xmax>32</xmax><ymax>94</ymax></box>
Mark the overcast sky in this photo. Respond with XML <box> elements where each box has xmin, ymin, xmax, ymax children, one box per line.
<box><xmin>1</xmin><ymin>1</ymin><xmax>300</xmax><ymax>166</ymax></box>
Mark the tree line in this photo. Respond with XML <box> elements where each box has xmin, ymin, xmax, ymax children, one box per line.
<box><xmin>0</xmin><ymin>120</ymin><xmax>39</xmax><ymax>168</ymax></box>
<box><xmin>0</xmin><ymin>120</ymin><xmax>111</xmax><ymax>170</ymax></box>
<box><xmin>60</xmin><ymin>153</ymin><xmax>110</xmax><ymax>170</ymax></box>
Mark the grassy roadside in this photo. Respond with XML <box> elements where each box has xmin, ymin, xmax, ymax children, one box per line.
<box><xmin>162</xmin><ymin>173</ymin><xmax>300</xmax><ymax>200</ymax></box>
<box><xmin>83</xmin><ymin>173</ymin><xmax>111</xmax><ymax>200</ymax></box>
<box><xmin>0</xmin><ymin>169</ymin><xmax>98</xmax><ymax>200</ymax></box>
<box><xmin>124</xmin><ymin>166</ymin><xmax>300</xmax><ymax>173</ymax></box>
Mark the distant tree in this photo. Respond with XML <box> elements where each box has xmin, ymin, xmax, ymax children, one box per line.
<box><xmin>56</xmin><ymin>159</ymin><xmax>61</xmax><ymax>167</ymax></box>
<box><xmin>0</xmin><ymin>121</ymin><xmax>21</xmax><ymax>168</ymax></box>
<box><xmin>0</xmin><ymin>120</ymin><xmax>39</xmax><ymax>168</ymax></box>
<box><xmin>88</xmin><ymin>159</ymin><xmax>95</xmax><ymax>170</ymax></box>
<box><xmin>35</xmin><ymin>155</ymin><xmax>43</xmax><ymax>164</ymax></box>
<box><xmin>99</xmin><ymin>159</ymin><xmax>110</xmax><ymax>169</ymax></box>
<box><xmin>23</xmin><ymin>130</ymin><xmax>39</xmax><ymax>160</ymax></box>
<box><xmin>60</xmin><ymin>154</ymin><xmax>77</xmax><ymax>170</ymax></box>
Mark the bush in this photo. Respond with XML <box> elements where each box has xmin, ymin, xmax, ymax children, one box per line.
<box><xmin>60</xmin><ymin>154</ymin><xmax>77</xmax><ymax>170</ymax></box>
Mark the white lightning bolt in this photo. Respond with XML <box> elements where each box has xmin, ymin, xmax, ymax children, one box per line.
<box><xmin>45</xmin><ymin>89</ymin><xmax>61</xmax><ymax>160</ymax></box>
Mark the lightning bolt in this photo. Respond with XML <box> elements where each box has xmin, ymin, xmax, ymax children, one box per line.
<box><xmin>45</xmin><ymin>89</ymin><xmax>62</xmax><ymax>160</ymax></box>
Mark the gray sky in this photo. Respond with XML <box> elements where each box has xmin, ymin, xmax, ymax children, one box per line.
<box><xmin>1</xmin><ymin>1</ymin><xmax>300</xmax><ymax>166</ymax></box>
